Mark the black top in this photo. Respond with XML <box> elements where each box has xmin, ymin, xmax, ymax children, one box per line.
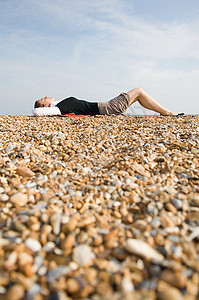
<box><xmin>56</xmin><ymin>97</ymin><xmax>99</xmax><ymax>116</ymax></box>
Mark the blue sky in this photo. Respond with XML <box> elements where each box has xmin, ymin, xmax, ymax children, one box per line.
<box><xmin>0</xmin><ymin>0</ymin><xmax>199</xmax><ymax>115</ymax></box>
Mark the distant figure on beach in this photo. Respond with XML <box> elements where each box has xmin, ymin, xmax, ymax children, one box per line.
<box><xmin>32</xmin><ymin>88</ymin><xmax>176</xmax><ymax>117</ymax></box>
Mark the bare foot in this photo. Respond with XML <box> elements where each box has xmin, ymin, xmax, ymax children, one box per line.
<box><xmin>160</xmin><ymin>111</ymin><xmax>176</xmax><ymax>116</ymax></box>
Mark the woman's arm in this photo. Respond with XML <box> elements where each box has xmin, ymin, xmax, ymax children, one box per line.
<box><xmin>32</xmin><ymin>106</ymin><xmax>61</xmax><ymax>116</ymax></box>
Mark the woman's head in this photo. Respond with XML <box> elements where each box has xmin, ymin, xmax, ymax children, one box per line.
<box><xmin>34</xmin><ymin>96</ymin><xmax>54</xmax><ymax>108</ymax></box>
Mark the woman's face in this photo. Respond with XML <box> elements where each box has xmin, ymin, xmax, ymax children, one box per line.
<box><xmin>38</xmin><ymin>96</ymin><xmax>54</xmax><ymax>107</ymax></box>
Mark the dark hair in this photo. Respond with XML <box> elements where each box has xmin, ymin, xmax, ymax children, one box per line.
<box><xmin>34</xmin><ymin>100</ymin><xmax>44</xmax><ymax>108</ymax></box>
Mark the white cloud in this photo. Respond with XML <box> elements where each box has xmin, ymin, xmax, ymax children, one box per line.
<box><xmin>27</xmin><ymin>0</ymin><xmax>199</xmax><ymax>59</ymax></box>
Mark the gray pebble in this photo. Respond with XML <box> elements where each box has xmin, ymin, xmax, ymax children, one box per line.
<box><xmin>47</xmin><ymin>266</ymin><xmax>70</xmax><ymax>283</ymax></box>
<box><xmin>171</xmin><ymin>198</ymin><xmax>183</xmax><ymax>209</ymax></box>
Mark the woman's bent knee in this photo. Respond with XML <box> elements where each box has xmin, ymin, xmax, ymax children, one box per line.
<box><xmin>127</xmin><ymin>87</ymin><xmax>143</xmax><ymax>97</ymax></box>
<box><xmin>134</xmin><ymin>88</ymin><xmax>144</xmax><ymax>95</ymax></box>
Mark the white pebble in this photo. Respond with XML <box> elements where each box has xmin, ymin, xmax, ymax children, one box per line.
<box><xmin>73</xmin><ymin>244</ymin><xmax>95</xmax><ymax>266</ymax></box>
<box><xmin>0</xmin><ymin>194</ymin><xmax>9</xmax><ymax>201</ymax></box>
<box><xmin>0</xmin><ymin>187</ymin><xmax>4</xmax><ymax>194</ymax></box>
<box><xmin>5</xmin><ymin>143</ymin><xmax>18</xmax><ymax>152</ymax></box>
<box><xmin>42</xmin><ymin>242</ymin><xmax>55</xmax><ymax>252</ymax></box>
<box><xmin>121</xmin><ymin>277</ymin><xmax>134</xmax><ymax>293</ymax></box>
<box><xmin>69</xmin><ymin>261</ymin><xmax>79</xmax><ymax>271</ymax></box>
<box><xmin>25</xmin><ymin>238</ymin><xmax>41</xmax><ymax>252</ymax></box>
<box><xmin>125</xmin><ymin>239</ymin><xmax>164</xmax><ymax>262</ymax></box>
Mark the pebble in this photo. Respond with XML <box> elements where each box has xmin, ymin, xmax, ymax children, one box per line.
<box><xmin>121</xmin><ymin>277</ymin><xmax>134</xmax><ymax>293</ymax></box>
<box><xmin>42</xmin><ymin>241</ymin><xmax>55</xmax><ymax>252</ymax></box>
<box><xmin>5</xmin><ymin>143</ymin><xmax>18</xmax><ymax>152</ymax></box>
<box><xmin>0</xmin><ymin>115</ymin><xmax>198</xmax><ymax>300</ymax></box>
<box><xmin>47</xmin><ymin>266</ymin><xmax>70</xmax><ymax>283</ymax></box>
<box><xmin>51</xmin><ymin>212</ymin><xmax>61</xmax><ymax>235</ymax></box>
<box><xmin>125</xmin><ymin>238</ymin><xmax>164</xmax><ymax>262</ymax></box>
<box><xmin>165</xmin><ymin>202</ymin><xmax>178</xmax><ymax>213</ymax></box>
<box><xmin>16</xmin><ymin>166</ymin><xmax>35</xmax><ymax>177</ymax></box>
<box><xmin>10</xmin><ymin>192</ymin><xmax>28</xmax><ymax>206</ymax></box>
<box><xmin>25</xmin><ymin>238</ymin><xmax>41</xmax><ymax>252</ymax></box>
<box><xmin>5</xmin><ymin>284</ymin><xmax>25</xmax><ymax>300</ymax></box>
<box><xmin>157</xmin><ymin>281</ymin><xmax>184</xmax><ymax>300</ymax></box>
<box><xmin>160</xmin><ymin>270</ymin><xmax>186</xmax><ymax>288</ymax></box>
<box><xmin>26</xmin><ymin>284</ymin><xmax>42</xmax><ymax>300</ymax></box>
<box><xmin>66</xmin><ymin>278</ymin><xmax>80</xmax><ymax>294</ymax></box>
<box><xmin>171</xmin><ymin>198</ymin><xmax>183</xmax><ymax>209</ymax></box>
<box><xmin>0</xmin><ymin>193</ymin><xmax>9</xmax><ymax>201</ymax></box>
<box><xmin>73</xmin><ymin>244</ymin><xmax>95</xmax><ymax>266</ymax></box>
<box><xmin>0</xmin><ymin>187</ymin><xmax>4</xmax><ymax>193</ymax></box>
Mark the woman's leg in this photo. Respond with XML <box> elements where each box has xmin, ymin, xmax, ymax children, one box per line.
<box><xmin>127</xmin><ymin>88</ymin><xmax>175</xmax><ymax>116</ymax></box>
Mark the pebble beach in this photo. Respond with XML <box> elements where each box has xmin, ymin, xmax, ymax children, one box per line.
<box><xmin>0</xmin><ymin>114</ymin><xmax>199</xmax><ymax>300</ymax></box>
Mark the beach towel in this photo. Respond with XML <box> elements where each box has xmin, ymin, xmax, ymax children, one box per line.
<box><xmin>51</xmin><ymin>113</ymin><xmax>90</xmax><ymax>118</ymax></box>
<box><xmin>59</xmin><ymin>113</ymin><xmax>90</xmax><ymax>117</ymax></box>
